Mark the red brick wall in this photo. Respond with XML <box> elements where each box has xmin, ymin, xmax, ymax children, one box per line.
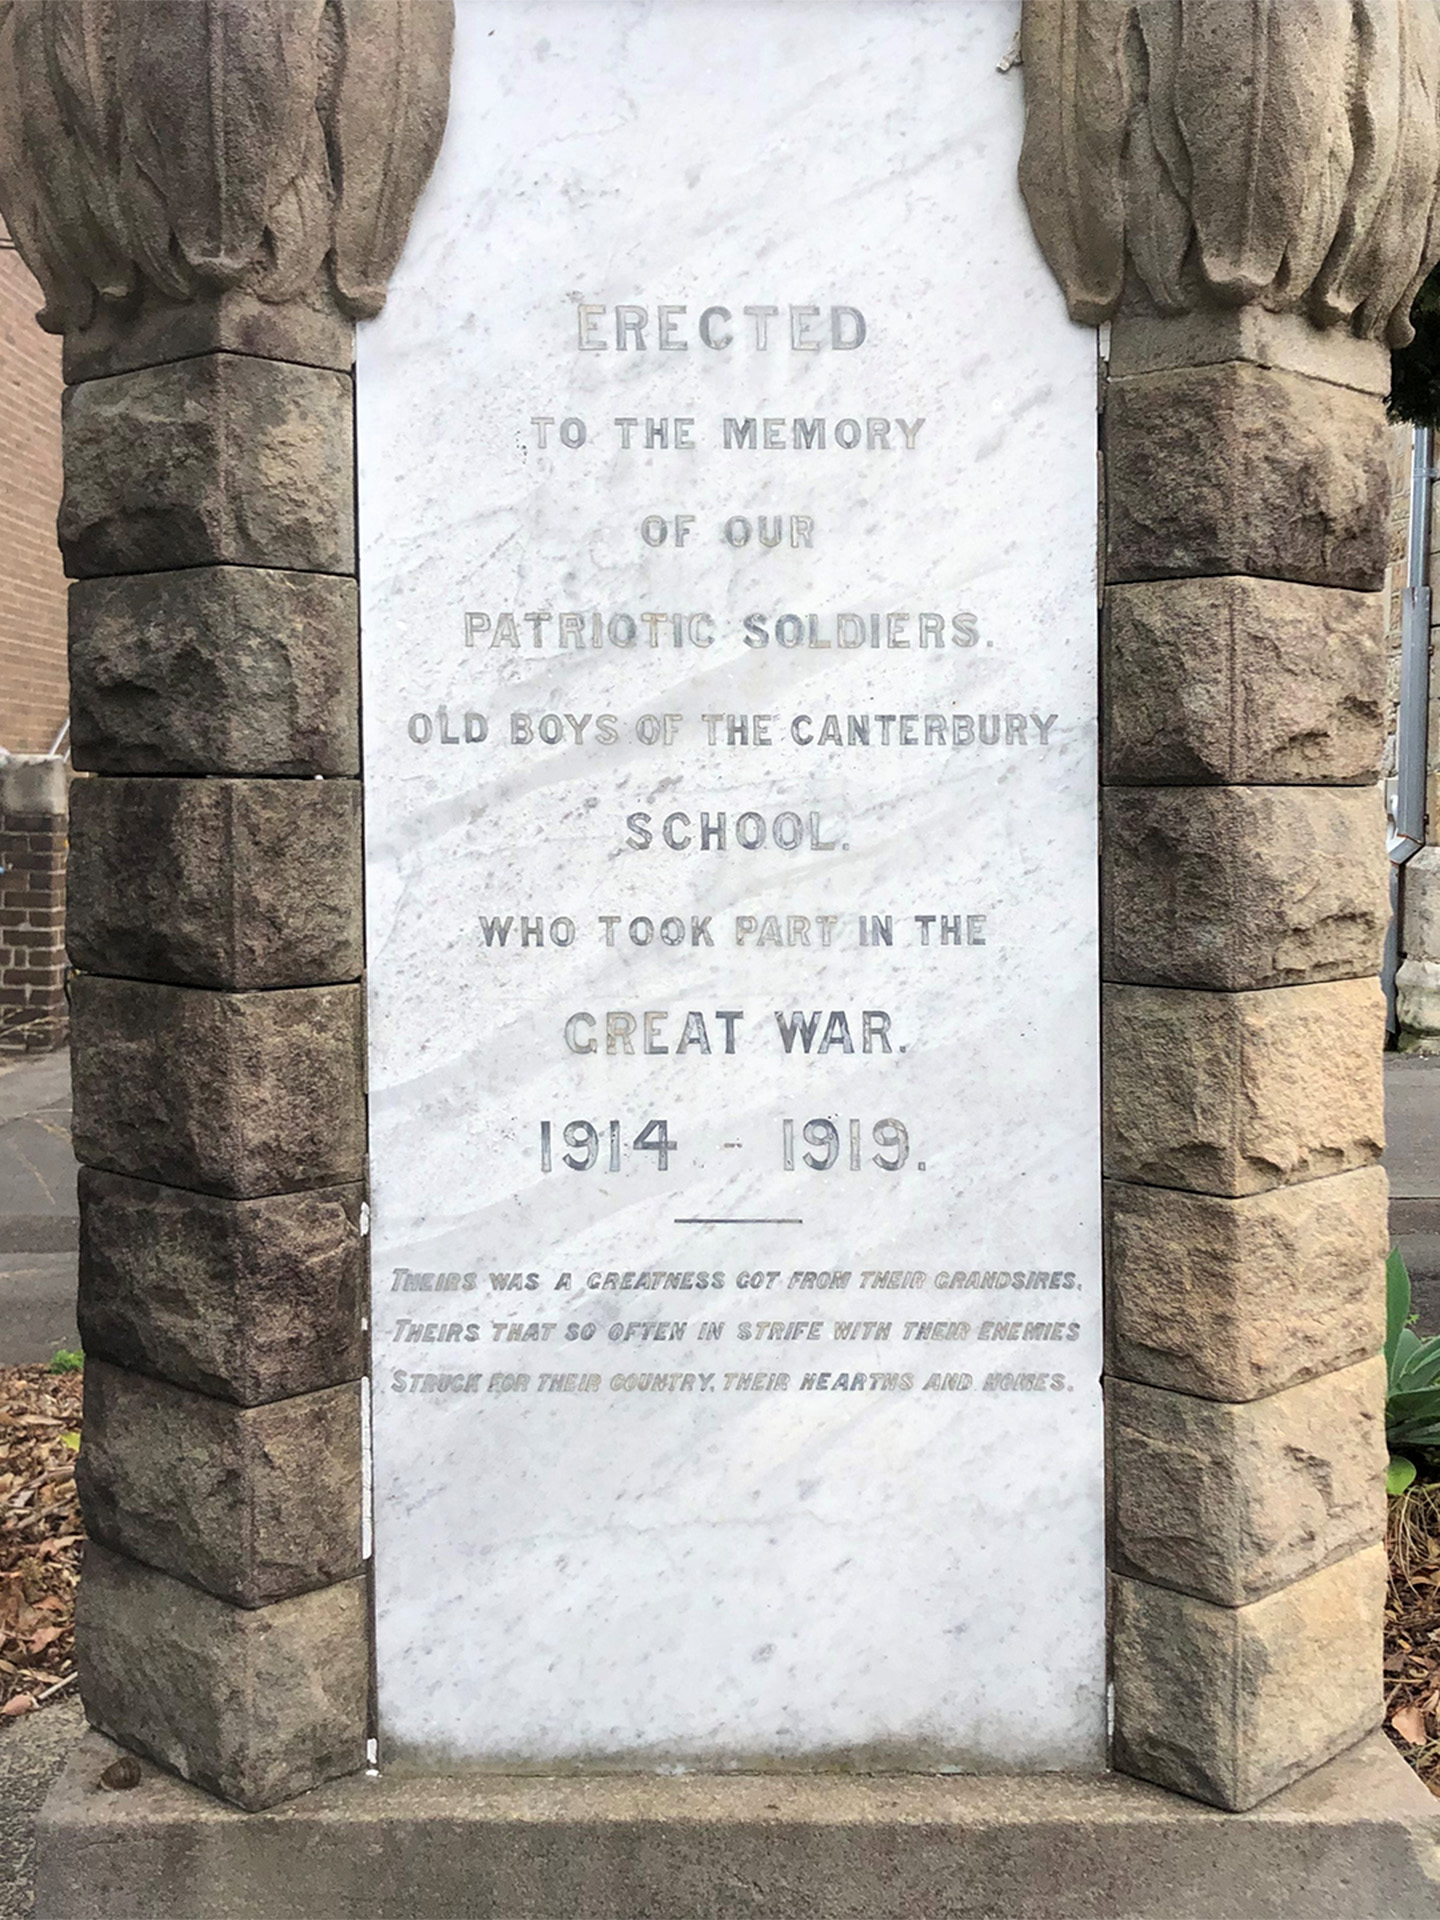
<box><xmin>0</xmin><ymin>228</ymin><xmax>67</xmax><ymax>755</ymax></box>
<box><xmin>0</xmin><ymin>778</ymin><xmax>67</xmax><ymax>1053</ymax></box>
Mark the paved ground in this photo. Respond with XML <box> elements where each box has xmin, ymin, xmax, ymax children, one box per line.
<box><xmin>0</xmin><ymin>1053</ymin><xmax>81</xmax><ymax>1911</ymax></box>
<box><xmin>0</xmin><ymin>1700</ymin><xmax>83</xmax><ymax>1920</ymax></box>
<box><xmin>1387</xmin><ymin>1053</ymin><xmax>1440</xmax><ymax>1332</ymax></box>
<box><xmin>0</xmin><ymin>1051</ymin><xmax>76</xmax><ymax>1365</ymax></box>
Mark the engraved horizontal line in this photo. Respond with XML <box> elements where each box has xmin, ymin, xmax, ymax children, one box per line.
<box><xmin>673</xmin><ymin>1217</ymin><xmax>803</xmax><ymax>1226</ymax></box>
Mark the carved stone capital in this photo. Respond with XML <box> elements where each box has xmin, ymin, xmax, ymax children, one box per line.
<box><xmin>0</xmin><ymin>0</ymin><xmax>453</xmax><ymax>341</ymax></box>
<box><xmin>1020</xmin><ymin>0</ymin><xmax>1440</xmax><ymax>345</ymax></box>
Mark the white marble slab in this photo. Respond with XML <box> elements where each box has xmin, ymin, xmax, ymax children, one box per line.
<box><xmin>358</xmin><ymin>0</ymin><xmax>1104</xmax><ymax>1771</ymax></box>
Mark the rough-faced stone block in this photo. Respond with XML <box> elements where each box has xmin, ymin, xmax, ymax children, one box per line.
<box><xmin>70</xmin><ymin>976</ymin><xmax>364</xmax><ymax>1197</ymax></box>
<box><xmin>1397</xmin><ymin>855</ymin><xmax>1440</xmax><ymax>1047</ymax></box>
<box><xmin>77</xmin><ymin>1543</ymin><xmax>367</xmax><ymax>1811</ymax></box>
<box><xmin>69</xmin><ymin>567</ymin><xmax>359</xmax><ymax>777</ymax></box>
<box><xmin>1400</xmin><ymin>844</ymin><xmax>1440</xmax><ymax>963</ymax></box>
<box><xmin>1105</xmin><ymin>1167</ymin><xmax>1388</xmax><ymax>1401</ymax></box>
<box><xmin>1103</xmin><ymin>786</ymin><xmax>1388</xmax><ymax>990</ymax></box>
<box><xmin>60</xmin><ymin>355</ymin><xmax>353</xmax><ymax>579</ymax></box>
<box><xmin>1104</xmin><ymin>579</ymin><xmax>1385</xmax><ymax>785</ymax></box>
<box><xmin>1112</xmin><ymin>1546</ymin><xmax>1386</xmax><ymax>1810</ymax></box>
<box><xmin>67</xmin><ymin>776</ymin><xmax>362</xmax><ymax>990</ymax></box>
<box><xmin>1103</xmin><ymin>980</ymin><xmax>1385</xmax><ymax>1196</ymax></box>
<box><xmin>1397</xmin><ymin>957</ymin><xmax>1440</xmax><ymax>1051</ymax></box>
<box><xmin>77</xmin><ymin>1168</ymin><xmax>364</xmax><ymax>1405</ymax></box>
<box><xmin>1108</xmin><ymin>1360</ymin><xmax>1386</xmax><ymax>1606</ymax></box>
<box><xmin>1106</xmin><ymin>364</ymin><xmax>1391</xmax><ymax>590</ymax></box>
<box><xmin>77</xmin><ymin>1363</ymin><xmax>362</xmax><ymax>1606</ymax></box>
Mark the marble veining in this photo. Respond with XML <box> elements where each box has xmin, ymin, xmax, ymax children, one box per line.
<box><xmin>358</xmin><ymin>0</ymin><xmax>1104</xmax><ymax>1771</ymax></box>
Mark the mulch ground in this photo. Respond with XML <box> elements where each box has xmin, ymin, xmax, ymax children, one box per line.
<box><xmin>0</xmin><ymin>1365</ymin><xmax>82</xmax><ymax>1719</ymax></box>
<box><xmin>1385</xmin><ymin>1482</ymin><xmax>1440</xmax><ymax>1793</ymax></box>
<box><xmin>2</xmin><ymin>1359</ymin><xmax>1439</xmax><ymax>1801</ymax></box>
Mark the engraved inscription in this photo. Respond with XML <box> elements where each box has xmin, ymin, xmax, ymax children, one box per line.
<box><xmin>359</xmin><ymin>0</ymin><xmax>1104</xmax><ymax>1768</ymax></box>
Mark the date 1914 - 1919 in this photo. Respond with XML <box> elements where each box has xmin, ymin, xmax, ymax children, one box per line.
<box><xmin>538</xmin><ymin>1118</ymin><xmax>913</xmax><ymax>1174</ymax></box>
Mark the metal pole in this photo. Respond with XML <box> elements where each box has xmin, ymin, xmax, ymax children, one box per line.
<box><xmin>1385</xmin><ymin>425</ymin><xmax>1435</xmax><ymax>1032</ymax></box>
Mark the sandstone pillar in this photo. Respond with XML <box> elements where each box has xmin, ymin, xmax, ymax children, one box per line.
<box><xmin>1398</xmin><ymin>843</ymin><xmax>1440</xmax><ymax>1051</ymax></box>
<box><xmin>1021</xmin><ymin>0</ymin><xmax>1440</xmax><ymax>1809</ymax></box>
<box><xmin>0</xmin><ymin>0</ymin><xmax>451</xmax><ymax>1811</ymax></box>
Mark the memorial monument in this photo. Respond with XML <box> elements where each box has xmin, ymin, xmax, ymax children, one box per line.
<box><xmin>0</xmin><ymin>0</ymin><xmax>1437</xmax><ymax>1912</ymax></box>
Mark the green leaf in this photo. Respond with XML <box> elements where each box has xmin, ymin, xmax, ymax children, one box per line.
<box><xmin>1389</xmin><ymin>1455</ymin><xmax>1418</xmax><ymax>1496</ymax></box>
<box><xmin>46</xmin><ymin>1348</ymin><xmax>82</xmax><ymax>1375</ymax></box>
<box><xmin>1395</xmin><ymin>1336</ymin><xmax>1440</xmax><ymax>1391</ymax></box>
<box><xmin>1394</xmin><ymin>1327</ymin><xmax>1425</xmax><ymax>1378</ymax></box>
<box><xmin>1387</xmin><ymin>1249</ymin><xmax>1414</xmax><ymax>1377</ymax></box>
<box><xmin>1384</xmin><ymin>1386</ymin><xmax>1440</xmax><ymax>1421</ymax></box>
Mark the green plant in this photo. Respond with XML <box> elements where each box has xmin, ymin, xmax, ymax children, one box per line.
<box><xmin>1390</xmin><ymin>1454</ymin><xmax>1417</xmax><ymax>1497</ymax></box>
<box><xmin>1386</xmin><ymin>1249</ymin><xmax>1440</xmax><ymax>1493</ymax></box>
<box><xmin>45</xmin><ymin>1349</ymin><xmax>82</xmax><ymax>1375</ymax></box>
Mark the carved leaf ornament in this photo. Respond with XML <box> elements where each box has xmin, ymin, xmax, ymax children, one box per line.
<box><xmin>1020</xmin><ymin>0</ymin><xmax>1440</xmax><ymax>344</ymax></box>
<box><xmin>0</xmin><ymin>0</ymin><xmax>453</xmax><ymax>333</ymax></box>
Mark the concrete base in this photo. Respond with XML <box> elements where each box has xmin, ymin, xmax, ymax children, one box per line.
<box><xmin>35</xmin><ymin>1730</ymin><xmax>1440</xmax><ymax>1920</ymax></box>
